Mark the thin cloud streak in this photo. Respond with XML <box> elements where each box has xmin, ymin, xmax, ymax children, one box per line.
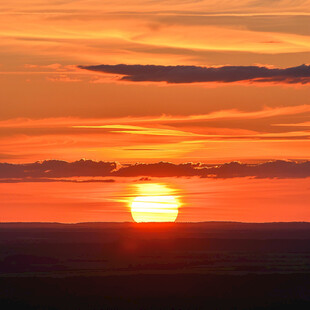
<box><xmin>1</xmin><ymin>104</ymin><xmax>309</xmax><ymax>129</ymax></box>
<box><xmin>75</xmin><ymin>125</ymin><xmax>310</xmax><ymax>140</ymax></box>
<box><xmin>74</xmin><ymin>125</ymin><xmax>206</xmax><ymax>137</ymax></box>
<box><xmin>274</xmin><ymin>121</ymin><xmax>310</xmax><ymax>127</ymax></box>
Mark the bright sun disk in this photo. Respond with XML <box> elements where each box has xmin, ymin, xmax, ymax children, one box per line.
<box><xmin>130</xmin><ymin>183</ymin><xmax>180</xmax><ymax>223</ymax></box>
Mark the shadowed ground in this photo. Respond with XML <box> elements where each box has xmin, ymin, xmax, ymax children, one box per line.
<box><xmin>0</xmin><ymin>222</ymin><xmax>310</xmax><ymax>309</ymax></box>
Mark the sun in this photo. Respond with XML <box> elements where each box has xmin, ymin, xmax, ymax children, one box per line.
<box><xmin>130</xmin><ymin>183</ymin><xmax>180</xmax><ymax>223</ymax></box>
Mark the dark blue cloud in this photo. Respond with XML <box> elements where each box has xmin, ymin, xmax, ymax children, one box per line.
<box><xmin>1</xmin><ymin>159</ymin><xmax>310</xmax><ymax>181</ymax></box>
<box><xmin>0</xmin><ymin>159</ymin><xmax>117</xmax><ymax>179</ymax></box>
<box><xmin>79</xmin><ymin>64</ymin><xmax>310</xmax><ymax>84</ymax></box>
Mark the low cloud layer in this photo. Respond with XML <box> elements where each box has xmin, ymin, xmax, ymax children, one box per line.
<box><xmin>114</xmin><ymin>161</ymin><xmax>310</xmax><ymax>178</ymax></box>
<box><xmin>1</xmin><ymin>159</ymin><xmax>310</xmax><ymax>182</ymax></box>
<box><xmin>79</xmin><ymin>64</ymin><xmax>310</xmax><ymax>84</ymax></box>
<box><xmin>0</xmin><ymin>160</ymin><xmax>117</xmax><ymax>179</ymax></box>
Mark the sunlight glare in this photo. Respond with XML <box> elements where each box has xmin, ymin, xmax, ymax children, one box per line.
<box><xmin>130</xmin><ymin>183</ymin><xmax>180</xmax><ymax>223</ymax></box>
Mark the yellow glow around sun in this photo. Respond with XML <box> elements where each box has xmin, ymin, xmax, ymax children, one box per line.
<box><xmin>130</xmin><ymin>183</ymin><xmax>180</xmax><ymax>223</ymax></box>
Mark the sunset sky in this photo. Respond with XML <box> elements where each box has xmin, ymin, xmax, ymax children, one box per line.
<box><xmin>1</xmin><ymin>0</ymin><xmax>310</xmax><ymax>222</ymax></box>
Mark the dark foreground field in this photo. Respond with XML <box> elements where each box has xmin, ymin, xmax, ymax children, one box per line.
<box><xmin>1</xmin><ymin>222</ymin><xmax>310</xmax><ymax>309</ymax></box>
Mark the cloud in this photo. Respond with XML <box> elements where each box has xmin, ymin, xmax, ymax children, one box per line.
<box><xmin>0</xmin><ymin>159</ymin><xmax>118</xmax><ymax>178</ymax></box>
<box><xmin>114</xmin><ymin>162</ymin><xmax>202</xmax><ymax>177</ymax></box>
<box><xmin>70</xmin><ymin>105</ymin><xmax>310</xmax><ymax>126</ymax></box>
<box><xmin>114</xmin><ymin>160</ymin><xmax>310</xmax><ymax>178</ymax></box>
<box><xmin>47</xmin><ymin>75</ymin><xmax>82</xmax><ymax>82</ymax></box>
<box><xmin>0</xmin><ymin>112</ymin><xmax>309</xmax><ymax>164</ymax></box>
<box><xmin>0</xmin><ymin>178</ymin><xmax>115</xmax><ymax>183</ymax></box>
<box><xmin>1</xmin><ymin>104</ymin><xmax>310</xmax><ymax>130</ymax></box>
<box><xmin>204</xmin><ymin>160</ymin><xmax>310</xmax><ymax>179</ymax></box>
<box><xmin>74</xmin><ymin>124</ymin><xmax>205</xmax><ymax>137</ymax></box>
<box><xmin>79</xmin><ymin>64</ymin><xmax>310</xmax><ymax>84</ymax></box>
<box><xmin>1</xmin><ymin>159</ymin><xmax>310</xmax><ymax>180</ymax></box>
<box><xmin>273</xmin><ymin>121</ymin><xmax>310</xmax><ymax>127</ymax></box>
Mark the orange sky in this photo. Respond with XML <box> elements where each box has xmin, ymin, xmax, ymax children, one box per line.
<box><xmin>0</xmin><ymin>1</ymin><xmax>310</xmax><ymax>163</ymax></box>
<box><xmin>0</xmin><ymin>1</ymin><xmax>310</xmax><ymax>222</ymax></box>
<box><xmin>0</xmin><ymin>177</ymin><xmax>309</xmax><ymax>223</ymax></box>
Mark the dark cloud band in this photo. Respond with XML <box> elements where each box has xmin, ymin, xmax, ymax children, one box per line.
<box><xmin>79</xmin><ymin>64</ymin><xmax>310</xmax><ymax>84</ymax></box>
<box><xmin>0</xmin><ymin>159</ymin><xmax>309</xmax><ymax>181</ymax></box>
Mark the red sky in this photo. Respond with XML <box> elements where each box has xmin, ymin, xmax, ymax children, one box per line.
<box><xmin>0</xmin><ymin>0</ymin><xmax>310</xmax><ymax>222</ymax></box>
<box><xmin>0</xmin><ymin>177</ymin><xmax>309</xmax><ymax>223</ymax></box>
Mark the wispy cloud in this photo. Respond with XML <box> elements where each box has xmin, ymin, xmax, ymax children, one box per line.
<box><xmin>47</xmin><ymin>74</ymin><xmax>82</xmax><ymax>82</ymax></box>
<box><xmin>0</xmin><ymin>103</ymin><xmax>309</xmax><ymax>163</ymax></box>
<box><xmin>74</xmin><ymin>124</ymin><xmax>206</xmax><ymax>137</ymax></box>
<box><xmin>0</xmin><ymin>104</ymin><xmax>308</xmax><ymax>129</ymax></box>
<box><xmin>273</xmin><ymin>121</ymin><xmax>310</xmax><ymax>127</ymax></box>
